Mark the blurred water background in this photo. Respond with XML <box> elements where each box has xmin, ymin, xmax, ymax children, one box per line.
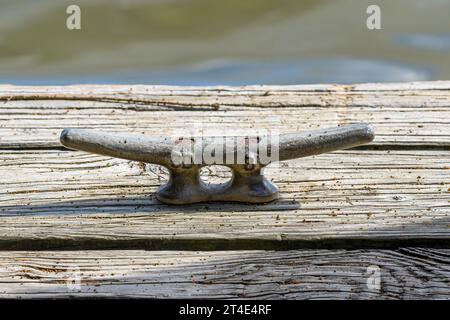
<box><xmin>0</xmin><ymin>0</ymin><xmax>449</xmax><ymax>85</ymax></box>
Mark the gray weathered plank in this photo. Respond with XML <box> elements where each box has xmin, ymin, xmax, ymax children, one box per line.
<box><xmin>0</xmin><ymin>248</ymin><xmax>448</xmax><ymax>299</ymax></box>
<box><xmin>0</xmin><ymin>82</ymin><xmax>449</xmax><ymax>148</ymax></box>
<box><xmin>1</xmin><ymin>81</ymin><xmax>449</xmax><ymax>299</ymax></box>
<box><xmin>1</xmin><ymin>149</ymin><xmax>448</xmax><ymax>249</ymax></box>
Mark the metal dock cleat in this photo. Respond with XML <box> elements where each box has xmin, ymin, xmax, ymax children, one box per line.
<box><xmin>60</xmin><ymin>123</ymin><xmax>374</xmax><ymax>204</ymax></box>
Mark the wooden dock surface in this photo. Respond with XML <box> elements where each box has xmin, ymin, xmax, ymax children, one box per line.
<box><xmin>0</xmin><ymin>82</ymin><xmax>449</xmax><ymax>299</ymax></box>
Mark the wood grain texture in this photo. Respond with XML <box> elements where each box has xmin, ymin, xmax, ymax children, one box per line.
<box><xmin>0</xmin><ymin>82</ymin><xmax>449</xmax><ymax>148</ymax></box>
<box><xmin>1</xmin><ymin>149</ymin><xmax>448</xmax><ymax>250</ymax></box>
<box><xmin>0</xmin><ymin>248</ymin><xmax>448</xmax><ymax>299</ymax></box>
<box><xmin>1</xmin><ymin>81</ymin><xmax>449</xmax><ymax>299</ymax></box>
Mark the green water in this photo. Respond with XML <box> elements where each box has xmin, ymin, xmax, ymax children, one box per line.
<box><xmin>0</xmin><ymin>0</ymin><xmax>449</xmax><ymax>85</ymax></box>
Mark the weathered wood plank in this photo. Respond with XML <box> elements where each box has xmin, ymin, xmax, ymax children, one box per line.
<box><xmin>0</xmin><ymin>248</ymin><xmax>448</xmax><ymax>299</ymax></box>
<box><xmin>0</xmin><ymin>82</ymin><xmax>449</xmax><ymax>148</ymax></box>
<box><xmin>1</xmin><ymin>149</ymin><xmax>448</xmax><ymax>250</ymax></box>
